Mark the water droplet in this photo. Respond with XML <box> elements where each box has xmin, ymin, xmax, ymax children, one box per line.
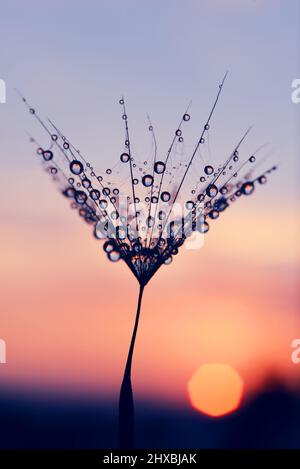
<box><xmin>204</xmin><ymin>124</ymin><xmax>210</xmax><ymax>130</ymax></box>
<box><xmin>258</xmin><ymin>175</ymin><xmax>267</xmax><ymax>184</ymax></box>
<box><xmin>198</xmin><ymin>220</ymin><xmax>209</xmax><ymax>233</ymax></box>
<box><xmin>197</xmin><ymin>193</ymin><xmax>205</xmax><ymax>202</ymax></box>
<box><xmin>122</xmin><ymin>114</ymin><xmax>127</xmax><ymax>120</ymax></box>
<box><xmin>29</xmin><ymin>108</ymin><xmax>35</xmax><ymax>114</ymax></box>
<box><xmin>175</xmin><ymin>129</ymin><xmax>182</xmax><ymax>137</ymax></box>
<box><xmin>82</xmin><ymin>178</ymin><xmax>91</xmax><ymax>188</ymax></box>
<box><xmin>164</xmin><ymin>256</ymin><xmax>173</xmax><ymax>265</ymax></box>
<box><xmin>183</xmin><ymin>113</ymin><xmax>190</xmax><ymax>121</ymax></box>
<box><xmin>36</xmin><ymin>147</ymin><xmax>43</xmax><ymax>155</ymax></box>
<box><xmin>111</xmin><ymin>211</ymin><xmax>119</xmax><ymax>220</ymax></box>
<box><xmin>51</xmin><ymin>134</ymin><xmax>58</xmax><ymax>141</ymax></box>
<box><xmin>103</xmin><ymin>187</ymin><xmax>111</xmax><ymax>196</ymax></box>
<box><xmin>50</xmin><ymin>167</ymin><xmax>57</xmax><ymax>174</ymax></box>
<box><xmin>208</xmin><ymin>209</ymin><xmax>219</xmax><ymax>219</ymax></box>
<box><xmin>151</xmin><ymin>196</ymin><xmax>158</xmax><ymax>204</ymax></box>
<box><xmin>70</xmin><ymin>160</ymin><xmax>84</xmax><ymax>175</ymax></box>
<box><xmin>161</xmin><ymin>191</ymin><xmax>171</xmax><ymax>202</ymax></box>
<box><xmin>63</xmin><ymin>187</ymin><xmax>75</xmax><ymax>198</ymax></box>
<box><xmin>154</xmin><ymin>161</ymin><xmax>166</xmax><ymax>174</ymax></box>
<box><xmin>63</xmin><ymin>142</ymin><xmax>70</xmax><ymax>150</ymax></box>
<box><xmin>185</xmin><ymin>200</ymin><xmax>194</xmax><ymax>210</ymax></box>
<box><xmin>249</xmin><ymin>155</ymin><xmax>256</xmax><ymax>163</ymax></box>
<box><xmin>113</xmin><ymin>188</ymin><xmax>119</xmax><ymax>195</ymax></box>
<box><xmin>43</xmin><ymin>150</ymin><xmax>53</xmax><ymax>161</ymax></box>
<box><xmin>103</xmin><ymin>240</ymin><xmax>115</xmax><ymax>253</ymax></box>
<box><xmin>158</xmin><ymin>210</ymin><xmax>166</xmax><ymax>220</ymax></box>
<box><xmin>206</xmin><ymin>184</ymin><xmax>218</xmax><ymax>198</ymax></box>
<box><xmin>204</xmin><ymin>165</ymin><xmax>214</xmax><ymax>175</ymax></box>
<box><xmin>90</xmin><ymin>189</ymin><xmax>100</xmax><ymax>200</ymax></box>
<box><xmin>200</xmin><ymin>176</ymin><xmax>206</xmax><ymax>183</ymax></box>
<box><xmin>99</xmin><ymin>199</ymin><xmax>108</xmax><ymax>209</ymax></box>
<box><xmin>120</xmin><ymin>153</ymin><xmax>130</xmax><ymax>163</ymax></box>
<box><xmin>200</xmin><ymin>138</ymin><xmax>205</xmax><ymax>144</ymax></box>
<box><xmin>178</xmin><ymin>137</ymin><xmax>183</xmax><ymax>143</ymax></box>
<box><xmin>75</xmin><ymin>190</ymin><xmax>87</xmax><ymax>205</ymax></box>
<box><xmin>142</xmin><ymin>174</ymin><xmax>154</xmax><ymax>187</ymax></box>
<box><xmin>133</xmin><ymin>178</ymin><xmax>139</xmax><ymax>185</ymax></box>
<box><xmin>241</xmin><ymin>181</ymin><xmax>255</xmax><ymax>195</ymax></box>
<box><xmin>106</xmin><ymin>168</ymin><xmax>112</xmax><ymax>175</ymax></box>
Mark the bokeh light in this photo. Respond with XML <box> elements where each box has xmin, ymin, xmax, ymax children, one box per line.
<box><xmin>188</xmin><ymin>363</ymin><xmax>244</xmax><ymax>417</ymax></box>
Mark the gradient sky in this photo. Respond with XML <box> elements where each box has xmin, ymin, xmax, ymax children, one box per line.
<box><xmin>0</xmin><ymin>0</ymin><xmax>299</xmax><ymax>410</ymax></box>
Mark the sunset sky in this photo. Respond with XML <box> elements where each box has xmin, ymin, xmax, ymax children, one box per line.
<box><xmin>0</xmin><ymin>0</ymin><xmax>299</xmax><ymax>416</ymax></box>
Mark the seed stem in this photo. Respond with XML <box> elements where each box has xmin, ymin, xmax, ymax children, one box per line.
<box><xmin>119</xmin><ymin>282</ymin><xmax>145</xmax><ymax>448</ymax></box>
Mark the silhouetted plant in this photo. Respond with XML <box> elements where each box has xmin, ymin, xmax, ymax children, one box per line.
<box><xmin>22</xmin><ymin>75</ymin><xmax>276</xmax><ymax>448</ymax></box>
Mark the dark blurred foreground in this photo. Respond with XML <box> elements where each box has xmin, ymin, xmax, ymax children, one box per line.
<box><xmin>0</xmin><ymin>383</ymin><xmax>299</xmax><ymax>448</ymax></box>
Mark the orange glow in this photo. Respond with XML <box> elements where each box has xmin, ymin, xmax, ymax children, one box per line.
<box><xmin>188</xmin><ymin>364</ymin><xmax>244</xmax><ymax>417</ymax></box>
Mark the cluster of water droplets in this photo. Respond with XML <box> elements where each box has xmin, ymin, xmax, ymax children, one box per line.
<box><xmin>25</xmin><ymin>84</ymin><xmax>276</xmax><ymax>285</ymax></box>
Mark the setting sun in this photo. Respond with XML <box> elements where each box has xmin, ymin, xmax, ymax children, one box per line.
<box><xmin>188</xmin><ymin>364</ymin><xmax>244</xmax><ymax>417</ymax></box>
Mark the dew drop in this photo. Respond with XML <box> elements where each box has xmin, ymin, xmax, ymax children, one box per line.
<box><xmin>90</xmin><ymin>189</ymin><xmax>100</xmax><ymax>200</ymax></box>
<box><xmin>206</xmin><ymin>184</ymin><xmax>218</xmax><ymax>198</ymax></box>
<box><xmin>75</xmin><ymin>190</ymin><xmax>87</xmax><ymax>205</ymax></box>
<box><xmin>103</xmin><ymin>187</ymin><xmax>111</xmax><ymax>196</ymax></box>
<box><xmin>258</xmin><ymin>175</ymin><xmax>267</xmax><ymax>184</ymax></box>
<box><xmin>70</xmin><ymin>160</ymin><xmax>84</xmax><ymax>175</ymax></box>
<box><xmin>208</xmin><ymin>209</ymin><xmax>219</xmax><ymax>219</ymax></box>
<box><xmin>103</xmin><ymin>240</ymin><xmax>115</xmax><ymax>253</ymax></box>
<box><xmin>51</xmin><ymin>134</ymin><xmax>58</xmax><ymax>141</ymax></box>
<box><xmin>198</xmin><ymin>220</ymin><xmax>209</xmax><ymax>233</ymax></box>
<box><xmin>158</xmin><ymin>210</ymin><xmax>166</xmax><ymax>220</ymax></box>
<box><xmin>82</xmin><ymin>178</ymin><xmax>91</xmax><ymax>189</ymax></box>
<box><xmin>175</xmin><ymin>129</ymin><xmax>182</xmax><ymax>137</ymax></box>
<box><xmin>63</xmin><ymin>142</ymin><xmax>70</xmax><ymax>150</ymax></box>
<box><xmin>161</xmin><ymin>191</ymin><xmax>171</xmax><ymax>202</ymax></box>
<box><xmin>241</xmin><ymin>181</ymin><xmax>255</xmax><ymax>195</ymax></box>
<box><xmin>154</xmin><ymin>161</ymin><xmax>166</xmax><ymax>174</ymax></box>
<box><xmin>185</xmin><ymin>200</ymin><xmax>194</xmax><ymax>210</ymax></box>
<box><xmin>43</xmin><ymin>150</ymin><xmax>53</xmax><ymax>161</ymax></box>
<box><xmin>249</xmin><ymin>155</ymin><xmax>256</xmax><ymax>163</ymax></box>
<box><xmin>106</xmin><ymin>168</ymin><xmax>112</xmax><ymax>175</ymax></box>
<box><xmin>120</xmin><ymin>153</ymin><xmax>130</xmax><ymax>163</ymax></box>
<box><xmin>63</xmin><ymin>187</ymin><xmax>75</xmax><ymax>198</ymax></box>
<box><xmin>99</xmin><ymin>199</ymin><xmax>108</xmax><ymax>209</ymax></box>
<box><xmin>142</xmin><ymin>174</ymin><xmax>154</xmax><ymax>187</ymax></box>
<box><xmin>183</xmin><ymin>113</ymin><xmax>190</xmax><ymax>121</ymax></box>
<box><xmin>204</xmin><ymin>165</ymin><xmax>214</xmax><ymax>175</ymax></box>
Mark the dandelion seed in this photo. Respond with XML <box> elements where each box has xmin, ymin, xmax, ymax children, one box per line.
<box><xmin>22</xmin><ymin>75</ymin><xmax>277</xmax><ymax>449</ymax></box>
